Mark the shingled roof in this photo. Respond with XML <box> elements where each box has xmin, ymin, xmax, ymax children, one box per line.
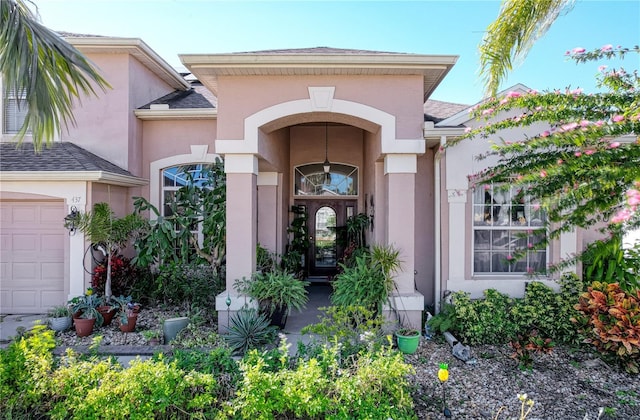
<box><xmin>139</xmin><ymin>81</ymin><xmax>216</xmax><ymax>109</ymax></box>
<box><xmin>424</xmin><ymin>99</ymin><xmax>469</xmax><ymax>124</ymax></box>
<box><xmin>0</xmin><ymin>142</ymin><xmax>134</xmax><ymax>176</ymax></box>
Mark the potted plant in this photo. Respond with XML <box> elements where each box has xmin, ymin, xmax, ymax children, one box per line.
<box><xmin>395</xmin><ymin>328</ymin><xmax>421</xmax><ymax>354</ymax></box>
<box><xmin>112</xmin><ymin>295</ymin><xmax>140</xmax><ymax>332</ymax></box>
<box><xmin>73</xmin><ymin>306</ymin><xmax>103</xmax><ymax>337</ymax></box>
<box><xmin>47</xmin><ymin>305</ymin><xmax>72</xmax><ymax>332</ymax></box>
<box><xmin>234</xmin><ymin>269</ymin><xmax>309</xmax><ymax>329</ymax></box>
<box><xmin>142</xmin><ymin>329</ymin><xmax>162</xmax><ymax>345</ymax></box>
<box><xmin>68</xmin><ymin>288</ymin><xmax>104</xmax><ymax>336</ymax></box>
<box><xmin>96</xmin><ymin>295</ymin><xmax>117</xmax><ymax>326</ymax></box>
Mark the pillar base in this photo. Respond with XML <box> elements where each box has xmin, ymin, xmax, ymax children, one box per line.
<box><xmin>215</xmin><ymin>291</ymin><xmax>258</xmax><ymax>333</ymax></box>
<box><xmin>382</xmin><ymin>291</ymin><xmax>424</xmax><ymax>330</ymax></box>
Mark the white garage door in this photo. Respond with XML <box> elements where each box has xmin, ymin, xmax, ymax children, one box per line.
<box><xmin>0</xmin><ymin>201</ymin><xmax>66</xmax><ymax>314</ymax></box>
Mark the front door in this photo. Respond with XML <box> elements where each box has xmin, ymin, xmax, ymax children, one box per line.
<box><xmin>294</xmin><ymin>199</ymin><xmax>357</xmax><ymax>279</ymax></box>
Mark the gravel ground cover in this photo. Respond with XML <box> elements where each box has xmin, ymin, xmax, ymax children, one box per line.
<box><xmin>54</xmin><ymin>308</ymin><xmax>640</xmax><ymax>420</ymax></box>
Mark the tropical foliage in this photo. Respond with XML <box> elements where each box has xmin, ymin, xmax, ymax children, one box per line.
<box><xmin>452</xmin><ymin>45</ymin><xmax>640</xmax><ymax>277</ymax></box>
<box><xmin>0</xmin><ymin>0</ymin><xmax>110</xmax><ymax>150</ymax></box>
<box><xmin>479</xmin><ymin>0</ymin><xmax>575</xmax><ymax>96</ymax></box>
<box><xmin>133</xmin><ymin>158</ymin><xmax>226</xmax><ymax>276</ymax></box>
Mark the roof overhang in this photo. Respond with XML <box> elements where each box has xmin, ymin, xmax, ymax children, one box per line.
<box><xmin>67</xmin><ymin>37</ymin><xmax>190</xmax><ymax>90</ymax></box>
<box><xmin>0</xmin><ymin>171</ymin><xmax>148</xmax><ymax>187</ymax></box>
<box><xmin>423</xmin><ymin>123</ymin><xmax>467</xmax><ymax>147</ymax></box>
<box><xmin>134</xmin><ymin>108</ymin><xmax>217</xmax><ymax>120</ymax></box>
<box><xmin>180</xmin><ymin>53</ymin><xmax>458</xmax><ymax>101</ymax></box>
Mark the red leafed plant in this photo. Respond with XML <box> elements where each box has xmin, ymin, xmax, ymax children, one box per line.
<box><xmin>573</xmin><ymin>282</ymin><xmax>640</xmax><ymax>374</ymax></box>
<box><xmin>92</xmin><ymin>255</ymin><xmax>138</xmax><ymax>297</ymax></box>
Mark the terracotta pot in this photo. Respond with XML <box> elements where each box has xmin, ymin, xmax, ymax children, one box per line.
<box><xmin>119</xmin><ymin>314</ymin><xmax>138</xmax><ymax>332</ymax></box>
<box><xmin>97</xmin><ymin>306</ymin><xmax>116</xmax><ymax>326</ymax></box>
<box><xmin>74</xmin><ymin>317</ymin><xmax>96</xmax><ymax>337</ymax></box>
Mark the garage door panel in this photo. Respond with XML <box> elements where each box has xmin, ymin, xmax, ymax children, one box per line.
<box><xmin>0</xmin><ymin>200</ymin><xmax>66</xmax><ymax>314</ymax></box>
<box><xmin>42</xmin><ymin>262</ymin><xmax>64</xmax><ymax>282</ymax></box>
<box><xmin>12</xmin><ymin>234</ymin><xmax>38</xmax><ymax>251</ymax></box>
<box><xmin>41</xmin><ymin>290</ymin><xmax>65</xmax><ymax>307</ymax></box>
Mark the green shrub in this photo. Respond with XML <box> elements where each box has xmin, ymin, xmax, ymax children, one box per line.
<box><xmin>300</xmin><ymin>305</ymin><xmax>388</xmax><ymax>361</ymax></box>
<box><xmin>429</xmin><ymin>274</ymin><xmax>587</xmax><ymax>347</ymax></box>
<box><xmin>49</xmin><ymin>355</ymin><xmax>218</xmax><ymax>419</ymax></box>
<box><xmin>0</xmin><ymin>324</ymin><xmax>55</xmax><ymax>418</ymax></box>
<box><xmin>155</xmin><ymin>262</ymin><xmax>224</xmax><ymax>312</ymax></box>
<box><xmin>582</xmin><ymin>237</ymin><xmax>640</xmax><ymax>293</ymax></box>
<box><xmin>227</xmin><ymin>337</ymin><xmax>416</xmax><ymax>419</ymax></box>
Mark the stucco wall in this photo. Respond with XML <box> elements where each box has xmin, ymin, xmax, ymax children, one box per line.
<box><xmin>139</xmin><ymin>119</ymin><xmax>217</xmax><ymax>201</ymax></box>
<box><xmin>216</xmin><ymin>75</ymin><xmax>424</xmax><ymax>140</ymax></box>
<box><xmin>415</xmin><ymin>149</ymin><xmax>435</xmax><ymax>305</ymax></box>
<box><xmin>62</xmin><ymin>53</ymin><xmax>175</xmax><ymax>173</ymax></box>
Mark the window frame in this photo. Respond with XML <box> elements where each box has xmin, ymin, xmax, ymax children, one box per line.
<box><xmin>293</xmin><ymin>162</ymin><xmax>359</xmax><ymax>197</ymax></box>
<box><xmin>2</xmin><ymin>87</ymin><xmax>29</xmax><ymax>134</ymax></box>
<box><xmin>471</xmin><ymin>183</ymin><xmax>548</xmax><ymax>276</ymax></box>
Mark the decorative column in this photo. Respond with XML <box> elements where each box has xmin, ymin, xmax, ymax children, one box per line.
<box><xmin>383</xmin><ymin>153</ymin><xmax>424</xmax><ymax>329</ymax></box>
<box><xmin>257</xmin><ymin>172</ymin><xmax>280</xmax><ymax>254</ymax></box>
<box><xmin>216</xmin><ymin>154</ymin><xmax>258</xmax><ymax>332</ymax></box>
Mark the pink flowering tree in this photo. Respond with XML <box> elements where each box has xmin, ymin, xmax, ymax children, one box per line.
<box><xmin>450</xmin><ymin>45</ymin><xmax>640</xmax><ymax>289</ymax></box>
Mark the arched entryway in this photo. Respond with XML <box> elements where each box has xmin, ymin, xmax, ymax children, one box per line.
<box><xmin>215</xmin><ymin>87</ymin><xmax>425</xmax><ymax>332</ymax></box>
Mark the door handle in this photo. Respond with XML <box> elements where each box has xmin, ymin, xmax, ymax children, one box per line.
<box><xmin>309</xmin><ymin>235</ymin><xmax>313</xmax><ymax>241</ymax></box>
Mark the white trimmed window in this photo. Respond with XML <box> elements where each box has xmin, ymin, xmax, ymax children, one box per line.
<box><xmin>3</xmin><ymin>88</ymin><xmax>29</xmax><ymax>134</ymax></box>
<box><xmin>472</xmin><ymin>184</ymin><xmax>547</xmax><ymax>274</ymax></box>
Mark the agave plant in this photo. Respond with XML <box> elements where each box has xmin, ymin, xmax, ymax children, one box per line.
<box><xmin>224</xmin><ymin>309</ymin><xmax>277</xmax><ymax>355</ymax></box>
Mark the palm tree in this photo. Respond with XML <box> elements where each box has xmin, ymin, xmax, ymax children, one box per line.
<box><xmin>73</xmin><ymin>203</ymin><xmax>143</xmax><ymax>300</ymax></box>
<box><xmin>479</xmin><ymin>0</ymin><xmax>574</xmax><ymax>97</ymax></box>
<box><xmin>0</xmin><ymin>0</ymin><xmax>110</xmax><ymax>151</ymax></box>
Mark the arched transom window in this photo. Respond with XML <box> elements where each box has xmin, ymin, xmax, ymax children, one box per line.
<box><xmin>294</xmin><ymin>163</ymin><xmax>358</xmax><ymax>196</ymax></box>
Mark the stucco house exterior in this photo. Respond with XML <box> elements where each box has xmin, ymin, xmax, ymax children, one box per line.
<box><xmin>0</xmin><ymin>35</ymin><xmax>589</xmax><ymax>329</ymax></box>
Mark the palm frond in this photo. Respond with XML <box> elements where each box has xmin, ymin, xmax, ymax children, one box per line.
<box><xmin>479</xmin><ymin>0</ymin><xmax>574</xmax><ymax>97</ymax></box>
<box><xmin>0</xmin><ymin>0</ymin><xmax>110</xmax><ymax>151</ymax></box>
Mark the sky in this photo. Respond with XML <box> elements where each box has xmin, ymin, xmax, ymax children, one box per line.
<box><xmin>32</xmin><ymin>0</ymin><xmax>639</xmax><ymax>105</ymax></box>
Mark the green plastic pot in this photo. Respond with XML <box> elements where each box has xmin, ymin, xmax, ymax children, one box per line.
<box><xmin>396</xmin><ymin>329</ymin><xmax>421</xmax><ymax>354</ymax></box>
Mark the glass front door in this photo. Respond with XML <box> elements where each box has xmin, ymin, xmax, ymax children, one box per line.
<box><xmin>294</xmin><ymin>199</ymin><xmax>356</xmax><ymax>279</ymax></box>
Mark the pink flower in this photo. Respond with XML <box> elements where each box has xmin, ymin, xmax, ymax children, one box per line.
<box><xmin>575</xmin><ymin>151</ymin><xmax>582</xmax><ymax>157</ymax></box>
<box><xmin>557</xmin><ymin>159</ymin><xmax>563</xmax><ymax>165</ymax></box>
<box><xmin>532</xmin><ymin>204</ymin><xmax>540</xmax><ymax>211</ymax></box>
<box><xmin>580</xmin><ymin>120</ymin><xmax>590</xmax><ymax>127</ymax></box>
<box><xmin>484</xmin><ymin>184</ymin><xmax>491</xmax><ymax>191</ymax></box>
<box><xmin>528</xmin><ymin>243</ymin><xmax>533</xmax><ymax>249</ymax></box>
<box><xmin>527</xmin><ymin>267</ymin><xmax>534</xmax><ymax>274</ymax></box>
<box><xmin>482</xmin><ymin>108</ymin><xmax>495</xmax><ymax>116</ymax></box>
<box><xmin>611</xmin><ymin>208</ymin><xmax>633</xmax><ymax>224</ymax></box>
<box><xmin>627</xmin><ymin>189</ymin><xmax>640</xmax><ymax>207</ymax></box>
<box><xmin>609</xmin><ymin>141</ymin><xmax>621</xmax><ymax>149</ymax></box>
<box><xmin>506</xmin><ymin>91</ymin><xmax>521</xmax><ymax>99</ymax></box>
<box><xmin>540</xmin><ymin>170</ymin><xmax>547</xmax><ymax>178</ymax></box>
<box><xmin>612</xmin><ymin>115</ymin><xmax>624</xmax><ymax>122</ymax></box>
<box><xmin>571</xmin><ymin>88</ymin><xmax>583</xmax><ymax>95</ymax></box>
<box><xmin>528</xmin><ymin>89</ymin><xmax>538</xmax><ymax>95</ymax></box>
<box><xmin>585</xmin><ymin>149</ymin><xmax>595</xmax><ymax>155</ymax></box>
<box><xmin>541</xmin><ymin>130</ymin><xmax>550</xmax><ymax>137</ymax></box>
<box><xmin>598</xmin><ymin>65</ymin><xmax>608</xmax><ymax>72</ymax></box>
<box><xmin>464</xmin><ymin>127</ymin><xmax>472</xmax><ymax>133</ymax></box>
<box><xmin>601</xmin><ymin>44</ymin><xmax>613</xmax><ymax>52</ymax></box>
<box><xmin>500</xmin><ymin>98</ymin><xmax>508</xmax><ymax>105</ymax></box>
<box><xmin>561</xmin><ymin>122</ymin><xmax>579</xmax><ymax>132</ymax></box>
<box><xmin>572</xmin><ymin>47</ymin><xmax>586</xmax><ymax>54</ymax></box>
<box><xmin>507</xmin><ymin>255</ymin><xmax>513</xmax><ymax>261</ymax></box>
<box><xmin>595</xmin><ymin>120</ymin><xmax>605</xmax><ymax>127</ymax></box>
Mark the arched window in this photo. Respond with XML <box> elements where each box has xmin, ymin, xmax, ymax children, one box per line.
<box><xmin>162</xmin><ymin>163</ymin><xmax>215</xmax><ymax>217</ymax></box>
<box><xmin>294</xmin><ymin>163</ymin><xmax>358</xmax><ymax>196</ymax></box>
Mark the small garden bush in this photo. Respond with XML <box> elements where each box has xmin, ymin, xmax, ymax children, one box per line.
<box><xmin>1</xmin><ymin>321</ymin><xmax>417</xmax><ymax>419</ymax></box>
<box><xmin>429</xmin><ymin>274</ymin><xmax>587</xmax><ymax>347</ymax></box>
<box><xmin>573</xmin><ymin>281</ymin><xmax>640</xmax><ymax>374</ymax></box>
<box><xmin>154</xmin><ymin>262</ymin><xmax>224</xmax><ymax>312</ymax></box>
